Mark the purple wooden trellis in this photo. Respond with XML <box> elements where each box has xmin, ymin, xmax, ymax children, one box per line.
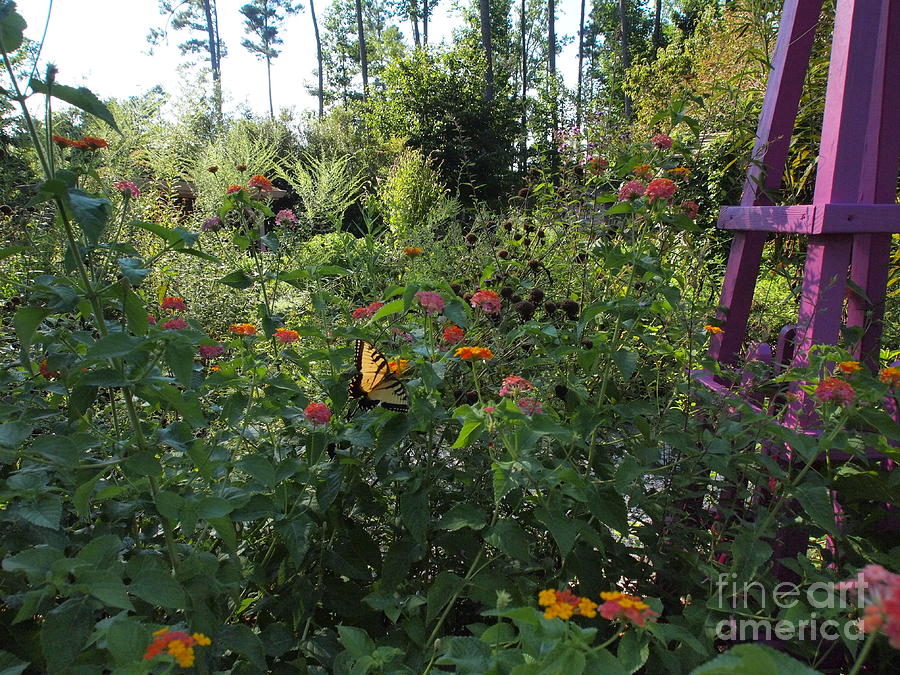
<box><xmin>706</xmin><ymin>0</ymin><xmax>900</xmax><ymax>412</ymax></box>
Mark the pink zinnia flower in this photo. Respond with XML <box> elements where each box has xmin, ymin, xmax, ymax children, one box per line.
<box><xmin>814</xmin><ymin>377</ymin><xmax>855</xmax><ymax>405</ymax></box>
<box><xmin>415</xmin><ymin>291</ymin><xmax>444</xmax><ymax>315</ymax></box>
<box><xmin>304</xmin><ymin>402</ymin><xmax>332</xmax><ymax>426</ymax></box>
<box><xmin>499</xmin><ymin>375</ymin><xmax>534</xmax><ymax>397</ymax></box>
<box><xmin>161</xmin><ymin>296</ymin><xmax>187</xmax><ymax>312</ymax></box>
<box><xmin>680</xmin><ymin>201</ymin><xmax>699</xmax><ymax>219</ymax></box>
<box><xmin>114</xmin><ymin>180</ymin><xmax>140</xmax><ymax>199</ymax></box>
<box><xmin>202</xmin><ymin>216</ymin><xmax>223</xmax><ymax>232</ymax></box>
<box><xmin>470</xmin><ymin>289</ymin><xmax>502</xmax><ymax>314</ymax></box>
<box><xmin>516</xmin><ymin>398</ymin><xmax>543</xmax><ymax>416</ymax></box>
<box><xmin>645</xmin><ymin>178</ymin><xmax>677</xmax><ymax>201</ymax></box>
<box><xmin>163</xmin><ymin>317</ymin><xmax>188</xmax><ymax>330</ymax></box>
<box><xmin>651</xmin><ymin>133</ymin><xmax>673</xmax><ymax>150</ymax></box>
<box><xmin>618</xmin><ymin>180</ymin><xmax>646</xmax><ymax>201</ymax></box>
<box><xmin>275</xmin><ymin>209</ymin><xmax>298</xmax><ymax>227</ymax></box>
<box><xmin>198</xmin><ymin>344</ymin><xmax>225</xmax><ymax>359</ymax></box>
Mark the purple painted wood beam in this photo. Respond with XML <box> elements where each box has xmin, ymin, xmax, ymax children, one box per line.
<box><xmin>719</xmin><ymin>203</ymin><xmax>900</xmax><ymax>233</ymax></box>
<box><xmin>711</xmin><ymin>0</ymin><xmax>823</xmax><ymax>365</ymax></box>
<box><xmin>847</xmin><ymin>0</ymin><xmax>900</xmax><ymax>364</ymax></box>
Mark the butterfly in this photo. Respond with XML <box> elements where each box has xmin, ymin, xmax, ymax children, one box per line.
<box><xmin>347</xmin><ymin>340</ymin><xmax>410</xmax><ymax>412</ymax></box>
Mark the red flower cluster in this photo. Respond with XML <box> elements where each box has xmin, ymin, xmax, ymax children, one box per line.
<box><xmin>39</xmin><ymin>359</ymin><xmax>60</xmax><ymax>379</ymax></box>
<box><xmin>352</xmin><ymin>301</ymin><xmax>384</xmax><ymax>321</ymax></box>
<box><xmin>248</xmin><ymin>174</ymin><xmax>274</xmax><ymax>192</ymax></box>
<box><xmin>650</xmin><ymin>133</ymin><xmax>673</xmax><ymax>150</ymax></box>
<box><xmin>814</xmin><ymin>377</ymin><xmax>855</xmax><ymax>405</ymax></box>
<box><xmin>198</xmin><ymin>344</ymin><xmax>225</xmax><ymax>360</ymax></box>
<box><xmin>499</xmin><ymin>375</ymin><xmax>533</xmax><ymax>397</ymax></box>
<box><xmin>470</xmin><ymin>289</ymin><xmax>501</xmax><ymax>314</ymax></box>
<box><xmin>599</xmin><ymin>591</ymin><xmax>659</xmax><ymax>627</ymax></box>
<box><xmin>538</xmin><ymin>589</ymin><xmax>598</xmax><ymax>620</ymax></box>
<box><xmin>161</xmin><ymin>296</ymin><xmax>187</xmax><ymax>312</ymax></box>
<box><xmin>415</xmin><ymin>291</ymin><xmax>444</xmax><ymax>315</ymax></box>
<box><xmin>229</xmin><ymin>323</ymin><xmax>257</xmax><ymax>336</ymax></box>
<box><xmin>645</xmin><ymin>178</ymin><xmax>677</xmax><ymax>201</ymax></box>
<box><xmin>618</xmin><ymin>180</ymin><xmax>646</xmax><ymax>201</ymax></box>
<box><xmin>163</xmin><ymin>317</ymin><xmax>188</xmax><ymax>331</ymax></box>
<box><xmin>274</xmin><ymin>328</ymin><xmax>300</xmax><ymax>344</ymax></box>
<box><xmin>226</xmin><ymin>185</ymin><xmax>243</xmax><ymax>195</ymax></box>
<box><xmin>52</xmin><ymin>135</ymin><xmax>109</xmax><ymax>151</ymax></box>
<box><xmin>442</xmin><ymin>325</ymin><xmax>465</xmax><ymax>344</ymax></box>
<box><xmin>304</xmin><ymin>402</ymin><xmax>332</xmax><ymax>426</ymax></box>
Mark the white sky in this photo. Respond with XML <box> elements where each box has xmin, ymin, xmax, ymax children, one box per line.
<box><xmin>17</xmin><ymin>0</ymin><xmax>583</xmax><ymax>118</ymax></box>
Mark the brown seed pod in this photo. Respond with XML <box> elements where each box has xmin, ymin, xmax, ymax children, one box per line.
<box><xmin>527</xmin><ymin>259</ymin><xmax>541</xmax><ymax>271</ymax></box>
<box><xmin>235</xmin><ymin>164</ymin><xmax>248</xmax><ymax>171</ymax></box>
<box><xmin>497</xmin><ymin>249</ymin><xmax>509</xmax><ymax>259</ymax></box>
<box><xmin>515</xmin><ymin>300</ymin><xmax>535</xmax><ymax>321</ymax></box>
<box><xmin>0</xmin><ymin>204</ymin><xmax>13</xmax><ymax>216</ymax></box>
<box><xmin>510</xmin><ymin>294</ymin><xmax>522</xmax><ymax>305</ymax></box>
<box><xmin>518</xmin><ymin>187</ymin><xmax>530</xmax><ymax>198</ymax></box>
<box><xmin>465</xmin><ymin>233</ymin><xmax>478</xmax><ymax>245</ymax></box>
<box><xmin>544</xmin><ymin>301</ymin><xmax>557</xmax><ymax>314</ymax></box>
<box><xmin>529</xmin><ymin>288</ymin><xmax>545</xmax><ymax>303</ymax></box>
<box><xmin>207</xmin><ymin>165</ymin><xmax>219</xmax><ymax>173</ymax></box>
<box><xmin>561</xmin><ymin>299</ymin><xmax>580</xmax><ymax>320</ymax></box>
<box><xmin>450</xmin><ymin>282</ymin><xmax>462</xmax><ymax>295</ymax></box>
<box><xmin>500</xmin><ymin>286</ymin><xmax>514</xmax><ymax>299</ymax></box>
<box><xmin>581</xmin><ymin>338</ymin><xmax>594</xmax><ymax>350</ymax></box>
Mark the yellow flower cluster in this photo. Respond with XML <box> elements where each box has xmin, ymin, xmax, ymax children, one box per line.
<box><xmin>538</xmin><ymin>588</ymin><xmax>597</xmax><ymax>620</ymax></box>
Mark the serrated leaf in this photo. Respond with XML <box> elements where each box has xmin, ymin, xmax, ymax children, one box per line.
<box><xmin>219</xmin><ymin>269</ymin><xmax>254</xmax><ymax>289</ymax></box>
<box><xmin>13</xmin><ymin>306</ymin><xmax>48</xmax><ymax>353</ymax></box>
<box><xmin>426</xmin><ymin>571</ymin><xmax>465</xmax><ymax>622</ymax></box>
<box><xmin>484</xmin><ymin>519</ymin><xmax>531</xmax><ymax>561</ymax></box>
<box><xmin>0</xmin><ymin>650</ymin><xmax>29</xmax><ymax>675</ymax></box>
<box><xmin>29</xmin><ymin>78</ymin><xmax>119</xmax><ymax>132</ymax></box>
<box><xmin>41</xmin><ymin>598</ymin><xmax>94</xmax><ymax>673</ymax></box>
<box><xmin>79</xmin><ymin>569</ymin><xmax>134</xmax><ymax>610</ymax></box>
<box><xmin>68</xmin><ymin>189</ymin><xmax>111</xmax><ymax>244</ymax></box>
<box><xmin>399</xmin><ymin>488</ymin><xmax>429</xmax><ymax>544</ymax></box>
<box><xmin>0</xmin><ymin>421</ymin><xmax>31</xmax><ymax>448</ymax></box>
<box><xmin>122</xmin><ymin>286</ymin><xmax>148</xmax><ymax>335</ymax></box>
<box><xmin>218</xmin><ymin>624</ymin><xmax>266</xmax><ymax>670</ymax></box>
<box><xmin>85</xmin><ymin>333</ymin><xmax>144</xmax><ymax>360</ymax></box>
<box><xmin>106</xmin><ymin>617</ymin><xmax>150</xmax><ymax>666</ymax></box>
<box><xmin>435</xmin><ymin>636</ymin><xmax>492</xmax><ymax>673</ymax></box>
<box><xmin>612</xmin><ymin>349</ymin><xmax>638</xmax><ymax>380</ymax></box>
<box><xmin>370</xmin><ymin>298</ymin><xmax>404</xmax><ymax>321</ymax></box>
<box><xmin>337</xmin><ymin>625</ymin><xmax>374</xmax><ymax>659</ymax></box>
<box><xmin>794</xmin><ymin>485</ymin><xmax>836</xmax><ymax>534</ymax></box>
<box><xmin>439</xmin><ymin>503</ymin><xmax>487</xmax><ymax>531</ymax></box>
<box><xmin>690</xmin><ymin>644</ymin><xmax>821</xmax><ymax>675</ymax></box>
<box><xmin>128</xmin><ymin>570</ymin><xmax>187</xmax><ymax>608</ymax></box>
<box><xmin>19</xmin><ymin>495</ymin><xmax>62</xmax><ymax>529</ymax></box>
<box><xmin>534</xmin><ymin>505</ymin><xmax>579</xmax><ymax>558</ymax></box>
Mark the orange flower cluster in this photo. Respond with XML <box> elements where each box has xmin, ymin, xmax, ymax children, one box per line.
<box><xmin>455</xmin><ymin>346</ymin><xmax>494</xmax><ymax>361</ymax></box>
<box><xmin>837</xmin><ymin>360</ymin><xmax>862</xmax><ymax>375</ymax></box>
<box><xmin>274</xmin><ymin>328</ymin><xmax>300</xmax><ymax>344</ymax></box>
<box><xmin>52</xmin><ymin>135</ymin><xmax>108</xmax><ymax>151</ymax></box>
<box><xmin>144</xmin><ymin>628</ymin><xmax>211</xmax><ymax>668</ymax></box>
<box><xmin>39</xmin><ymin>359</ymin><xmax>60</xmax><ymax>379</ymax></box>
<box><xmin>538</xmin><ymin>589</ymin><xmax>598</xmax><ymax>620</ymax></box>
<box><xmin>815</xmin><ymin>377</ymin><xmax>856</xmax><ymax>405</ymax></box>
<box><xmin>229</xmin><ymin>323</ymin><xmax>257</xmax><ymax>336</ymax></box>
<box><xmin>226</xmin><ymin>185</ymin><xmax>243</xmax><ymax>194</ymax></box>
<box><xmin>388</xmin><ymin>359</ymin><xmax>409</xmax><ymax>375</ymax></box>
<box><xmin>668</xmin><ymin>167</ymin><xmax>692</xmax><ymax>179</ymax></box>
<box><xmin>248</xmin><ymin>174</ymin><xmax>274</xmax><ymax>192</ymax></box>
<box><xmin>599</xmin><ymin>591</ymin><xmax>658</xmax><ymax>626</ymax></box>
<box><xmin>402</xmin><ymin>246</ymin><xmax>424</xmax><ymax>257</ymax></box>
<box><xmin>880</xmin><ymin>367</ymin><xmax>900</xmax><ymax>387</ymax></box>
<box><xmin>161</xmin><ymin>296</ymin><xmax>187</xmax><ymax>311</ymax></box>
<box><xmin>704</xmin><ymin>324</ymin><xmax>724</xmax><ymax>335</ymax></box>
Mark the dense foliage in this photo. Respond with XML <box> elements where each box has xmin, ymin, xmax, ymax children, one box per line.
<box><xmin>2</xmin><ymin>1</ymin><xmax>900</xmax><ymax>674</ymax></box>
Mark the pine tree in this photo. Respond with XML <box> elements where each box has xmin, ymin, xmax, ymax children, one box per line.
<box><xmin>239</xmin><ymin>0</ymin><xmax>300</xmax><ymax>119</ymax></box>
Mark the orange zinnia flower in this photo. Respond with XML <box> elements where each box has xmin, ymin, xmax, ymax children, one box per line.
<box><xmin>161</xmin><ymin>296</ymin><xmax>187</xmax><ymax>311</ymax></box>
<box><xmin>704</xmin><ymin>324</ymin><xmax>724</xmax><ymax>335</ymax></box>
<box><xmin>402</xmin><ymin>246</ymin><xmax>424</xmax><ymax>257</ymax></box>
<box><xmin>274</xmin><ymin>328</ymin><xmax>300</xmax><ymax>344</ymax></box>
<box><xmin>80</xmin><ymin>136</ymin><xmax>109</xmax><ymax>150</ymax></box>
<box><xmin>248</xmin><ymin>174</ymin><xmax>274</xmax><ymax>192</ymax></box>
<box><xmin>226</xmin><ymin>185</ymin><xmax>244</xmax><ymax>194</ymax></box>
<box><xmin>880</xmin><ymin>367</ymin><xmax>900</xmax><ymax>387</ymax></box>
<box><xmin>229</xmin><ymin>323</ymin><xmax>257</xmax><ymax>336</ymax></box>
<box><xmin>455</xmin><ymin>346</ymin><xmax>494</xmax><ymax>361</ymax></box>
<box><xmin>837</xmin><ymin>361</ymin><xmax>862</xmax><ymax>375</ymax></box>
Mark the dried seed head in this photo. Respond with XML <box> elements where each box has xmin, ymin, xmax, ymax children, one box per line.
<box><xmin>497</xmin><ymin>249</ymin><xmax>509</xmax><ymax>259</ymax></box>
<box><xmin>555</xmin><ymin>384</ymin><xmax>569</xmax><ymax>400</ymax></box>
<box><xmin>544</xmin><ymin>301</ymin><xmax>557</xmax><ymax>314</ymax></box>
<box><xmin>529</xmin><ymin>288</ymin><xmax>545</xmax><ymax>303</ymax></box>
<box><xmin>527</xmin><ymin>259</ymin><xmax>541</xmax><ymax>270</ymax></box>
<box><xmin>561</xmin><ymin>299</ymin><xmax>580</xmax><ymax>320</ymax></box>
<box><xmin>574</xmin><ymin>253</ymin><xmax>588</xmax><ymax>263</ymax></box>
<box><xmin>500</xmin><ymin>286</ymin><xmax>514</xmax><ymax>299</ymax></box>
<box><xmin>581</xmin><ymin>338</ymin><xmax>594</xmax><ymax>350</ymax></box>
<box><xmin>515</xmin><ymin>300</ymin><xmax>535</xmax><ymax>321</ymax></box>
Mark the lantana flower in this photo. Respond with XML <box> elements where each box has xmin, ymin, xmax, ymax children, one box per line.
<box><xmin>39</xmin><ymin>359</ymin><xmax>60</xmax><ymax>379</ymax></box>
<box><xmin>599</xmin><ymin>591</ymin><xmax>659</xmax><ymax>626</ymax></box>
<box><xmin>645</xmin><ymin>178</ymin><xmax>677</xmax><ymax>201</ymax></box>
<box><xmin>229</xmin><ymin>323</ymin><xmax>257</xmax><ymax>336</ymax></box>
<box><xmin>538</xmin><ymin>589</ymin><xmax>598</xmax><ymax>620</ymax></box>
<box><xmin>144</xmin><ymin>628</ymin><xmax>211</xmax><ymax>669</ymax></box>
<box><xmin>680</xmin><ymin>201</ymin><xmax>700</xmax><ymax>219</ymax></box>
<box><xmin>226</xmin><ymin>185</ymin><xmax>243</xmax><ymax>195</ymax></box>
<box><xmin>704</xmin><ymin>324</ymin><xmax>724</xmax><ymax>335</ymax></box>
<box><xmin>352</xmin><ymin>301</ymin><xmax>384</xmax><ymax>321</ymax></box>
<box><xmin>470</xmin><ymin>289</ymin><xmax>501</xmax><ymax>314</ymax></box>
<box><xmin>814</xmin><ymin>377</ymin><xmax>856</xmax><ymax>405</ymax></box>
<box><xmin>388</xmin><ymin>359</ymin><xmax>409</xmax><ymax>375</ymax></box>
<box><xmin>275</xmin><ymin>209</ymin><xmax>298</xmax><ymax>227</ymax></box>
<box><xmin>274</xmin><ymin>328</ymin><xmax>300</xmax><ymax>344</ymax></box>
<box><xmin>455</xmin><ymin>346</ymin><xmax>494</xmax><ymax>361</ymax></box>
<box><xmin>632</xmin><ymin>164</ymin><xmax>652</xmax><ymax>178</ymax></box>
<box><xmin>403</xmin><ymin>246</ymin><xmax>424</xmax><ymax>257</ymax></box>
<box><xmin>837</xmin><ymin>564</ymin><xmax>900</xmax><ymax>647</ymax></box>
<box><xmin>837</xmin><ymin>361</ymin><xmax>862</xmax><ymax>375</ymax></box>
<box><xmin>880</xmin><ymin>367</ymin><xmax>900</xmax><ymax>387</ymax></box>
<box><xmin>668</xmin><ymin>167</ymin><xmax>692</xmax><ymax>179</ymax></box>
<box><xmin>499</xmin><ymin>375</ymin><xmax>533</xmax><ymax>397</ymax></box>
<box><xmin>415</xmin><ymin>291</ymin><xmax>444</xmax><ymax>315</ymax></box>
<box><xmin>304</xmin><ymin>402</ymin><xmax>332</xmax><ymax>426</ymax></box>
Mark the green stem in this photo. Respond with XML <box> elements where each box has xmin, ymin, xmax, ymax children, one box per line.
<box><xmin>848</xmin><ymin>631</ymin><xmax>876</xmax><ymax>675</ymax></box>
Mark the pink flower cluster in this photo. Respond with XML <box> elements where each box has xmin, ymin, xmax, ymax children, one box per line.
<box><xmin>114</xmin><ymin>180</ymin><xmax>140</xmax><ymax>199</ymax></box>
<box><xmin>814</xmin><ymin>377</ymin><xmax>855</xmax><ymax>405</ymax></box>
<box><xmin>199</xmin><ymin>344</ymin><xmax>225</xmax><ymax>359</ymax></box>
<box><xmin>352</xmin><ymin>301</ymin><xmax>384</xmax><ymax>321</ymax></box>
<box><xmin>838</xmin><ymin>564</ymin><xmax>900</xmax><ymax>647</ymax></box>
<box><xmin>470</xmin><ymin>289</ymin><xmax>502</xmax><ymax>314</ymax></box>
<box><xmin>304</xmin><ymin>402</ymin><xmax>332</xmax><ymax>426</ymax></box>
<box><xmin>499</xmin><ymin>375</ymin><xmax>533</xmax><ymax>397</ymax></box>
<box><xmin>651</xmin><ymin>133</ymin><xmax>673</xmax><ymax>150</ymax></box>
<box><xmin>516</xmin><ymin>398</ymin><xmax>543</xmax><ymax>416</ymax></box>
<box><xmin>275</xmin><ymin>209</ymin><xmax>298</xmax><ymax>227</ymax></box>
<box><xmin>415</xmin><ymin>291</ymin><xmax>444</xmax><ymax>315</ymax></box>
<box><xmin>163</xmin><ymin>317</ymin><xmax>188</xmax><ymax>331</ymax></box>
<box><xmin>645</xmin><ymin>178</ymin><xmax>677</xmax><ymax>201</ymax></box>
<box><xmin>618</xmin><ymin>180</ymin><xmax>646</xmax><ymax>201</ymax></box>
<box><xmin>202</xmin><ymin>216</ymin><xmax>223</xmax><ymax>232</ymax></box>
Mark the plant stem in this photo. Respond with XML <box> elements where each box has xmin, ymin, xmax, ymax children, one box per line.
<box><xmin>848</xmin><ymin>631</ymin><xmax>876</xmax><ymax>675</ymax></box>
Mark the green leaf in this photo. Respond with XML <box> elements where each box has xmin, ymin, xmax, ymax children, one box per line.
<box><xmin>534</xmin><ymin>506</ymin><xmax>579</xmax><ymax>558</ymax></box>
<box><xmin>29</xmin><ymin>78</ymin><xmax>119</xmax><ymax>132</ymax></box>
<box><xmin>236</xmin><ymin>455</ymin><xmax>277</xmax><ymax>488</ymax></box>
<box><xmin>794</xmin><ymin>485</ymin><xmax>836</xmax><ymax>534</ymax></box>
<box><xmin>164</xmin><ymin>336</ymin><xmax>195</xmax><ymax>386</ymax></box>
<box><xmin>217</xmin><ymin>624</ymin><xmax>266</xmax><ymax>670</ymax></box>
<box><xmin>426</xmin><ymin>571</ymin><xmax>465</xmax><ymax>622</ymax></box>
<box><xmin>617</xmin><ymin>629</ymin><xmax>649</xmax><ymax>674</ymax></box>
<box><xmin>219</xmin><ymin>269</ymin><xmax>254</xmax><ymax>289</ymax></box>
<box><xmin>19</xmin><ymin>495</ymin><xmax>62</xmax><ymax>529</ymax></box>
<box><xmin>0</xmin><ymin>421</ymin><xmax>31</xmax><ymax>448</ymax></box>
<box><xmin>0</xmin><ymin>245</ymin><xmax>25</xmax><ymax>261</ymax></box>
<box><xmin>371</xmin><ymin>298</ymin><xmax>405</xmax><ymax>321</ymax></box>
<box><xmin>0</xmin><ymin>1</ymin><xmax>27</xmax><ymax>52</ymax></box>
<box><xmin>0</xmin><ymin>650</ymin><xmax>29</xmax><ymax>675</ymax></box>
<box><xmin>484</xmin><ymin>519</ymin><xmax>532</xmax><ymax>562</ymax></box>
<box><xmin>31</xmin><ymin>435</ymin><xmax>79</xmax><ymax>466</ymax></box>
<box><xmin>587</xmin><ymin>486</ymin><xmax>629</xmax><ymax>533</ymax></box>
<box><xmin>80</xmin><ymin>368</ymin><xmax>131</xmax><ymax>387</ymax></box>
<box><xmin>451</xmin><ymin>418</ymin><xmax>484</xmax><ymax>448</ymax></box>
<box><xmin>337</xmin><ymin>625</ymin><xmax>375</xmax><ymax>659</ymax></box>
<box><xmin>86</xmin><ymin>333</ymin><xmax>144</xmax><ymax>360</ymax></box>
<box><xmin>122</xmin><ymin>286</ymin><xmax>148</xmax><ymax>335</ymax></box>
<box><xmin>154</xmin><ymin>490</ymin><xmax>183</xmax><ymax>521</ymax></box>
<box><xmin>438</xmin><ymin>503</ymin><xmax>487</xmax><ymax>531</ymax></box>
<box><xmin>399</xmin><ymin>488</ymin><xmax>429</xmax><ymax>544</ymax></box>
<box><xmin>41</xmin><ymin>597</ymin><xmax>94</xmax><ymax>673</ymax></box>
<box><xmin>690</xmin><ymin>644</ymin><xmax>822</xmax><ymax>675</ymax></box>
<box><xmin>2</xmin><ymin>546</ymin><xmax>65</xmax><ymax>583</ymax></box>
<box><xmin>435</xmin><ymin>636</ymin><xmax>492</xmax><ymax>674</ymax></box>
<box><xmin>79</xmin><ymin>569</ymin><xmax>134</xmax><ymax>610</ymax></box>
<box><xmin>68</xmin><ymin>189</ymin><xmax>111</xmax><ymax>244</ymax></box>
<box><xmin>118</xmin><ymin>257</ymin><xmax>150</xmax><ymax>286</ymax></box>
<box><xmin>612</xmin><ymin>350</ymin><xmax>638</xmax><ymax>380</ymax></box>
<box><xmin>105</xmin><ymin>617</ymin><xmax>150</xmax><ymax>666</ymax></box>
<box><xmin>13</xmin><ymin>306</ymin><xmax>48</xmax><ymax>353</ymax></box>
<box><xmin>128</xmin><ymin>570</ymin><xmax>187</xmax><ymax>608</ymax></box>
<box><xmin>605</xmin><ymin>202</ymin><xmax>634</xmax><ymax>215</ymax></box>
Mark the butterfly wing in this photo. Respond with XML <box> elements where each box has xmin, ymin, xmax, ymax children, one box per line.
<box><xmin>348</xmin><ymin>340</ymin><xmax>409</xmax><ymax>412</ymax></box>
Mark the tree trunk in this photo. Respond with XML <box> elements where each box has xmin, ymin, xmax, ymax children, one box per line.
<box><xmin>548</xmin><ymin>0</ymin><xmax>556</xmax><ymax>76</ymax></box>
<box><xmin>653</xmin><ymin>0</ymin><xmax>662</xmax><ymax>54</ymax></box>
<box><xmin>520</xmin><ymin>0</ymin><xmax>527</xmax><ymax>170</ymax></box>
<box><xmin>479</xmin><ymin>0</ymin><xmax>494</xmax><ymax>100</ymax></box>
<box><xmin>266</xmin><ymin>55</ymin><xmax>274</xmax><ymax>119</ymax></box>
<box><xmin>618</xmin><ymin>0</ymin><xmax>632</xmax><ymax>118</ymax></box>
<box><xmin>411</xmin><ymin>2</ymin><xmax>421</xmax><ymax>47</ymax></box>
<box><xmin>355</xmin><ymin>0</ymin><xmax>369</xmax><ymax>98</ymax></box>
<box><xmin>202</xmin><ymin>0</ymin><xmax>222</xmax><ymax>120</ymax></box>
<box><xmin>423</xmin><ymin>0</ymin><xmax>429</xmax><ymax>45</ymax></box>
<box><xmin>310</xmin><ymin>0</ymin><xmax>324</xmax><ymax>117</ymax></box>
<box><xmin>576</xmin><ymin>0</ymin><xmax>585</xmax><ymax>128</ymax></box>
